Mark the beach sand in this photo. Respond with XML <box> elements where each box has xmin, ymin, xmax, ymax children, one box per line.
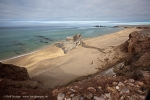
<box><xmin>3</xmin><ymin>28</ymin><xmax>141</xmax><ymax>88</ymax></box>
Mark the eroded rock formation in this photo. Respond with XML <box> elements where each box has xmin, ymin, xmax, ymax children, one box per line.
<box><xmin>54</xmin><ymin>34</ymin><xmax>82</xmax><ymax>53</ymax></box>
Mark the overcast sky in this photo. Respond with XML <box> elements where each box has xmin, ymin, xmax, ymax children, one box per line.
<box><xmin>0</xmin><ymin>0</ymin><xmax>150</xmax><ymax>26</ymax></box>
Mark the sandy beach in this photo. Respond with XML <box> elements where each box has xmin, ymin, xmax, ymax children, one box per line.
<box><xmin>3</xmin><ymin>28</ymin><xmax>141</xmax><ymax>88</ymax></box>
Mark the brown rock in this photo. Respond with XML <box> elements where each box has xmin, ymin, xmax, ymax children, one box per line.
<box><xmin>66</xmin><ymin>91</ymin><xmax>72</xmax><ymax>95</ymax></box>
<box><xmin>106</xmin><ymin>87</ymin><xmax>117</xmax><ymax>94</ymax></box>
<box><xmin>52</xmin><ymin>89</ymin><xmax>59</xmax><ymax>96</ymax></box>
<box><xmin>87</xmin><ymin>87</ymin><xmax>96</xmax><ymax>93</ymax></box>
<box><xmin>72</xmin><ymin>95</ymin><xmax>83</xmax><ymax>100</ymax></box>
<box><xmin>84</xmin><ymin>92</ymin><xmax>93</xmax><ymax>99</ymax></box>
<box><xmin>57</xmin><ymin>93</ymin><xmax>65</xmax><ymax>100</ymax></box>
<box><xmin>136</xmin><ymin>81</ymin><xmax>145</xmax><ymax>87</ymax></box>
<box><xmin>70</xmin><ymin>94</ymin><xmax>74</xmax><ymax>98</ymax></box>
<box><xmin>112</xmin><ymin>82</ymin><xmax>118</xmax><ymax>86</ymax></box>
<box><xmin>128</xmin><ymin>79</ymin><xmax>135</xmax><ymax>83</ymax></box>
<box><xmin>105</xmin><ymin>93</ymin><xmax>111</xmax><ymax>98</ymax></box>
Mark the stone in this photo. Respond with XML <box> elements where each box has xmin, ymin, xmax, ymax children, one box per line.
<box><xmin>98</xmin><ymin>86</ymin><xmax>102</xmax><ymax>90</ymax></box>
<box><xmin>70</xmin><ymin>94</ymin><xmax>74</xmax><ymax>98</ymax></box>
<box><xmin>118</xmin><ymin>82</ymin><xmax>125</xmax><ymax>87</ymax></box>
<box><xmin>105</xmin><ymin>93</ymin><xmax>111</xmax><ymax>98</ymax></box>
<box><xmin>112</xmin><ymin>82</ymin><xmax>118</xmax><ymax>86</ymax></box>
<box><xmin>52</xmin><ymin>89</ymin><xmax>59</xmax><ymax>96</ymax></box>
<box><xmin>65</xmin><ymin>98</ymin><xmax>71</xmax><ymax>100</ymax></box>
<box><xmin>129</xmin><ymin>95</ymin><xmax>139</xmax><ymax>100</ymax></box>
<box><xmin>106</xmin><ymin>87</ymin><xmax>117</xmax><ymax>93</ymax></box>
<box><xmin>93</xmin><ymin>94</ymin><xmax>107</xmax><ymax>100</ymax></box>
<box><xmin>66</xmin><ymin>91</ymin><xmax>72</xmax><ymax>95</ymax></box>
<box><xmin>135</xmin><ymin>85</ymin><xmax>140</xmax><ymax>88</ymax></box>
<box><xmin>70</xmin><ymin>88</ymin><xmax>76</xmax><ymax>92</ymax></box>
<box><xmin>116</xmin><ymin>86</ymin><xmax>119</xmax><ymax>90</ymax></box>
<box><xmin>120</xmin><ymin>95</ymin><xmax>125</xmax><ymax>100</ymax></box>
<box><xmin>72</xmin><ymin>95</ymin><xmax>83</xmax><ymax>100</ymax></box>
<box><xmin>118</xmin><ymin>82</ymin><xmax>125</xmax><ymax>91</ymax></box>
<box><xmin>84</xmin><ymin>92</ymin><xmax>93</xmax><ymax>99</ymax></box>
<box><xmin>120</xmin><ymin>88</ymin><xmax>130</xmax><ymax>94</ymax></box>
<box><xmin>137</xmin><ymin>90</ymin><xmax>144</xmax><ymax>94</ymax></box>
<box><xmin>128</xmin><ymin>79</ymin><xmax>135</xmax><ymax>83</ymax></box>
<box><xmin>57</xmin><ymin>93</ymin><xmax>65</xmax><ymax>100</ymax></box>
<box><xmin>93</xmin><ymin>95</ymin><xmax>107</xmax><ymax>100</ymax></box>
<box><xmin>139</xmin><ymin>95</ymin><xmax>145</xmax><ymax>99</ymax></box>
<box><xmin>73</xmin><ymin>85</ymin><xmax>79</xmax><ymax>89</ymax></box>
<box><xmin>127</xmin><ymin>83</ymin><xmax>134</xmax><ymax>86</ymax></box>
<box><xmin>136</xmin><ymin>81</ymin><xmax>144</xmax><ymax>87</ymax></box>
<box><xmin>93</xmin><ymin>96</ymin><xmax>101</xmax><ymax>100</ymax></box>
<box><xmin>87</xmin><ymin>87</ymin><xmax>96</xmax><ymax>93</ymax></box>
<box><xmin>124</xmin><ymin>80</ymin><xmax>128</xmax><ymax>83</ymax></box>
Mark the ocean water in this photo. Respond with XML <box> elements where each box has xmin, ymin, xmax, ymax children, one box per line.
<box><xmin>0</xmin><ymin>26</ymin><xmax>123</xmax><ymax>60</ymax></box>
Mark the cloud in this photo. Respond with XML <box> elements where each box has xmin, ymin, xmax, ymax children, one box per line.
<box><xmin>0</xmin><ymin>0</ymin><xmax>150</xmax><ymax>22</ymax></box>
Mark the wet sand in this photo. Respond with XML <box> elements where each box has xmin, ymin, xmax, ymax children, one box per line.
<box><xmin>3</xmin><ymin>28</ymin><xmax>141</xmax><ymax>88</ymax></box>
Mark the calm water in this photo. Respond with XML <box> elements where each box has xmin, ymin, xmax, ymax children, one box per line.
<box><xmin>0</xmin><ymin>26</ymin><xmax>123</xmax><ymax>60</ymax></box>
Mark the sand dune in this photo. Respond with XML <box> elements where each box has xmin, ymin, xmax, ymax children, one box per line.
<box><xmin>3</xmin><ymin>28</ymin><xmax>141</xmax><ymax>88</ymax></box>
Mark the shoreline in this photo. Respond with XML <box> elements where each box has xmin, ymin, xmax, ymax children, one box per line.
<box><xmin>0</xmin><ymin>28</ymin><xmax>124</xmax><ymax>62</ymax></box>
<box><xmin>0</xmin><ymin>44</ymin><xmax>57</xmax><ymax>62</ymax></box>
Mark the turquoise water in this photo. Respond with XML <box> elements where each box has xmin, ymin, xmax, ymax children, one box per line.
<box><xmin>0</xmin><ymin>26</ymin><xmax>123</xmax><ymax>60</ymax></box>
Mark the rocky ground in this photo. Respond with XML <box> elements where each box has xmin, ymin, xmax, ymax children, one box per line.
<box><xmin>0</xmin><ymin>27</ymin><xmax>150</xmax><ymax>100</ymax></box>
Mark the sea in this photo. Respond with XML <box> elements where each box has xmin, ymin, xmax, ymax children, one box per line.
<box><xmin>0</xmin><ymin>25</ymin><xmax>123</xmax><ymax>60</ymax></box>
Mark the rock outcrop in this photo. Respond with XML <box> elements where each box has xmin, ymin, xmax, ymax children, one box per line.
<box><xmin>0</xmin><ymin>62</ymin><xmax>30</xmax><ymax>81</ymax></box>
<box><xmin>54</xmin><ymin>34</ymin><xmax>82</xmax><ymax>53</ymax></box>
<box><xmin>127</xmin><ymin>30</ymin><xmax>150</xmax><ymax>54</ymax></box>
<box><xmin>0</xmin><ymin>63</ymin><xmax>40</xmax><ymax>97</ymax></box>
<box><xmin>115</xmin><ymin>29</ymin><xmax>150</xmax><ymax>76</ymax></box>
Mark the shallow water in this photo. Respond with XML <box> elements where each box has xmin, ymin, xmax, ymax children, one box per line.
<box><xmin>0</xmin><ymin>26</ymin><xmax>123</xmax><ymax>60</ymax></box>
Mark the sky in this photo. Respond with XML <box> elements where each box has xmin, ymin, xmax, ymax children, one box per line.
<box><xmin>0</xmin><ymin>0</ymin><xmax>150</xmax><ymax>26</ymax></box>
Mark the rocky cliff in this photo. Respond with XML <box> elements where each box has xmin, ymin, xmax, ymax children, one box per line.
<box><xmin>0</xmin><ymin>63</ymin><xmax>41</xmax><ymax>99</ymax></box>
<box><xmin>0</xmin><ymin>62</ymin><xmax>30</xmax><ymax>81</ymax></box>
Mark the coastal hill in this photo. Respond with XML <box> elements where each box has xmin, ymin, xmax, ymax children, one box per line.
<box><xmin>0</xmin><ymin>26</ymin><xmax>150</xmax><ymax>100</ymax></box>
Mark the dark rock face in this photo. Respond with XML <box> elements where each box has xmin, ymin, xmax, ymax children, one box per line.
<box><xmin>115</xmin><ymin>29</ymin><xmax>150</xmax><ymax>77</ymax></box>
<box><xmin>0</xmin><ymin>63</ymin><xmax>41</xmax><ymax>98</ymax></box>
<box><xmin>0</xmin><ymin>62</ymin><xmax>30</xmax><ymax>81</ymax></box>
<box><xmin>126</xmin><ymin>30</ymin><xmax>150</xmax><ymax>69</ymax></box>
<box><xmin>55</xmin><ymin>34</ymin><xmax>82</xmax><ymax>53</ymax></box>
<box><xmin>127</xmin><ymin>30</ymin><xmax>150</xmax><ymax>54</ymax></box>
